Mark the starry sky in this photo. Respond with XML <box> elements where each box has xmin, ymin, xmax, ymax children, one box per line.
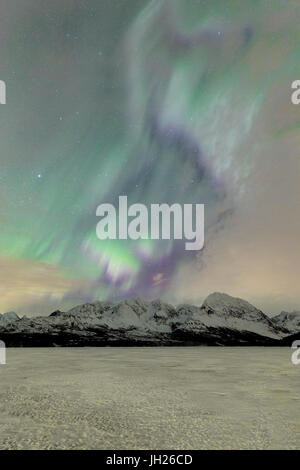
<box><xmin>0</xmin><ymin>0</ymin><xmax>300</xmax><ymax>316</ymax></box>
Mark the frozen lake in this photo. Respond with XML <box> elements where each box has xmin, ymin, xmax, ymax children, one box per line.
<box><xmin>0</xmin><ymin>347</ymin><xmax>299</xmax><ymax>449</ymax></box>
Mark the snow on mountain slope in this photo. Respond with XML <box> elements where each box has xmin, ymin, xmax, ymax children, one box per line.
<box><xmin>202</xmin><ymin>293</ymin><xmax>270</xmax><ymax>322</ymax></box>
<box><xmin>272</xmin><ymin>311</ymin><xmax>300</xmax><ymax>333</ymax></box>
<box><xmin>65</xmin><ymin>298</ymin><xmax>179</xmax><ymax>333</ymax></box>
<box><xmin>176</xmin><ymin>293</ymin><xmax>284</xmax><ymax>339</ymax></box>
<box><xmin>0</xmin><ymin>312</ymin><xmax>20</xmax><ymax>327</ymax></box>
<box><xmin>0</xmin><ymin>293</ymin><xmax>293</xmax><ymax>345</ymax></box>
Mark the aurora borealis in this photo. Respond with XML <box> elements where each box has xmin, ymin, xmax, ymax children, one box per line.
<box><xmin>1</xmin><ymin>0</ymin><xmax>300</xmax><ymax>316</ymax></box>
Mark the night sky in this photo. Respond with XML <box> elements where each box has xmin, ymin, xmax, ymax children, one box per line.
<box><xmin>0</xmin><ymin>0</ymin><xmax>300</xmax><ymax>316</ymax></box>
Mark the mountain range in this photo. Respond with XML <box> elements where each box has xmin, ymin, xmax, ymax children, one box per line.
<box><xmin>0</xmin><ymin>292</ymin><xmax>299</xmax><ymax>346</ymax></box>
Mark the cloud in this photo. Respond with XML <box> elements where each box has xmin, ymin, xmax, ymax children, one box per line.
<box><xmin>0</xmin><ymin>257</ymin><xmax>86</xmax><ymax>315</ymax></box>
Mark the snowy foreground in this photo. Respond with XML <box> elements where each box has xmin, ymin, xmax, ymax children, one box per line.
<box><xmin>0</xmin><ymin>347</ymin><xmax>299</xmax><ymax>450</ymax></box>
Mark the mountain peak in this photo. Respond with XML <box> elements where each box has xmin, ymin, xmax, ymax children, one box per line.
<box><xmin>201</xmin><ymin>292</ymin><xmax>271</xmax><ymax>323</ymax></box>
<box><xmin>272</xmin><ymin>310</ymin><xmax>300</xmax><ymax>332</ymax></box>
<box><xmin>49</xmin><ymin>310</ymin><xmax>64</xmax><ymax>317</ymax></box>
<box><xmin>0</xmin><ymin>311</ymin><xmax>20</xmax><ymax>327</ymax></box>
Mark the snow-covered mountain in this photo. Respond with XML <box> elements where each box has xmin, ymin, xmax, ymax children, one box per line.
<box><xmin>173</xmin><ymin>293</ymin><xmax>287</xmax><ymax>345</ymax></box>
<box><xmin>199</xmin><ymin>292</ymin><xmax>280</xmax><ymax>337</ymax></box>
<box><xmin>0</xmin><ymin>312</ymin><xmax>20</xmax><ymax>327</ymax></box>
<box><xmin>272</xmin><ymin>311</ymin><xmax>300</xmax><ymax>333</ymax></box>
<box><xmin>0</xmin><ymin>293</ymin><xmax>296</xmax><ymax>346</ymax></box>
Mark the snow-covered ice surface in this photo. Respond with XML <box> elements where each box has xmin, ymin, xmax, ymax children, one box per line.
<box><xmin>0</xmin><ymin>347</ymin><xmax>299</xmax><ymax>450</ymax></box>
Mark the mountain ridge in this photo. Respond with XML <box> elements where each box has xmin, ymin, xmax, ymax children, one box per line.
<box><xmin>0</xmin><ymin>292</ymin><xmax>297</xmax><ymax>347</ymax></box>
